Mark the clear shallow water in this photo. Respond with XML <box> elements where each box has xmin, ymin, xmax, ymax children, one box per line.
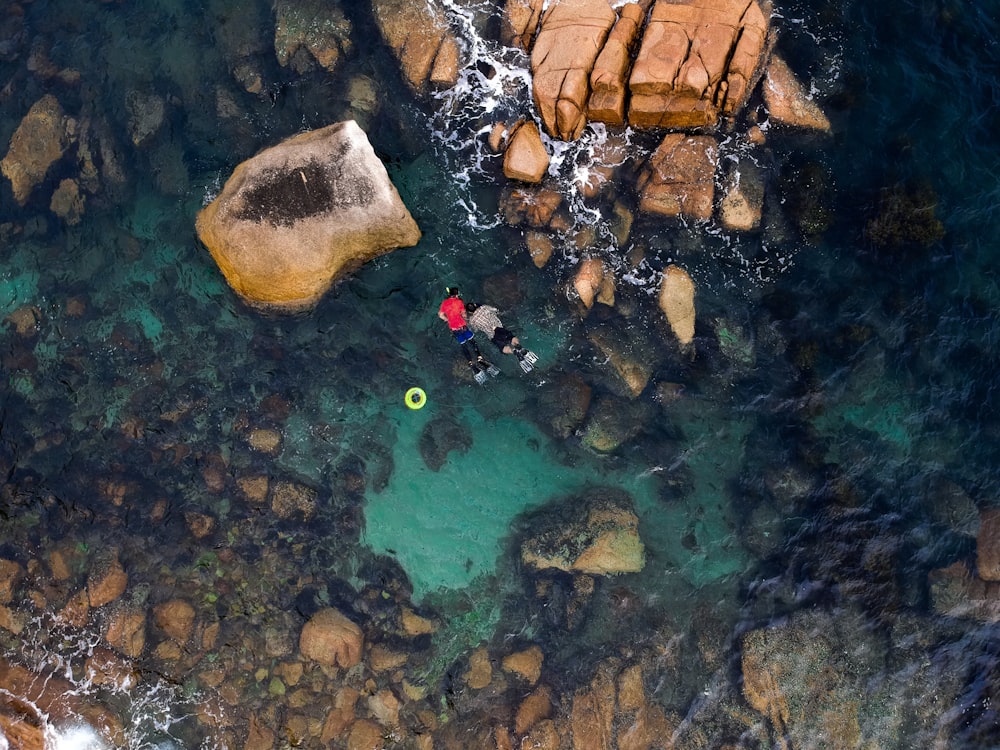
<box><xmin>1</xmin><ymin>0</ymin><xmax>1000</xmax><ymax>746</ymax></box>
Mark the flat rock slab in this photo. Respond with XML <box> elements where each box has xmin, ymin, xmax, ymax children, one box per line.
<box><xmin>196</xmin><ymin>120</ymin><xmax>420</xmax><ymax>312</ymax></box>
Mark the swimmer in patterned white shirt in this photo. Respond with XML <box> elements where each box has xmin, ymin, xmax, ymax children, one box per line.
<box><xmin>464</xmin><ymin>301</ymin><xmax>538</xmax><ymax>373</ymax></box>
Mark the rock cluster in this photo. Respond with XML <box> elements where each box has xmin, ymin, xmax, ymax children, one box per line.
<box><xmin>488</xmin><ymin>0</ymin><xmax>833</xmax><ymax>353</ymax></box>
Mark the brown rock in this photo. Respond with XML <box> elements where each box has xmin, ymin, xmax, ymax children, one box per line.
<box><xmin>369</xmin><ymin>645</ymin><xmax>408</xmax><ymax>672</ymax></box>
<box><xmin>57</xmin><ymin>589</ymin><xmax>91</xmax><ymax>628</ymax></box>
<box><xmin>763</xmin><ymin>55</ymin><xmax>831</xmax><ymax>132</ymax></box>
<box><xmin>502</xmin><ymin>0</ymin><xmax>546</xmax><ymax>51</ymax></box>
<box><xmin>502</xmin><ymin>645</ymin><xmax>544</xmax><ymax>685</ymax></box>
<box><xmin>573</xmin><ymin>258</ymin><xmax>606</xmax><ymax>310</ymax></box>
<box><xmin>488</xmin><ymin>122</ymin><xmax>510</xmax><ymax>153</ymax></box>
<box><xmin>522</xmin><ymin>494</ymin><xmax>645</xmax><ymax>575</ymax></box>
<box><xmin>184</xmin><ymin>511</ymin><xmax>216</xmax><ymax>539</ymax></box>
<box><xmin>274</xmin><ymin>0</ymin><xmax>352</xmax><ymax>74</ymax></box>
<box><xmin>195</xmin><ymin>121</ymin><xmax>420</xmax><ymax>312</ymax></box>
<box><xmin>637</xmin><ymin>134</ymin><xmax>718</xmax><ymax>221</ymax></box>
<box><xmin>1</xmin><ymin>94</ymin><xmax>74</xmax><ymax>205</ymax></box>
<box><xmin>658</xmin><ymin>265</ymin><xmax>696</xmax><ymax>346</ymax></box>
<box><xmin>588</xmin><ymin>3</ymin><xmax>647</xmax><ymax>125</ymax></box>
<box><xmin>245</xmin><ymin>714</ymin><xmax>275</xmax><ymax>750</ymax></box>
<box><xmin>400</xmin><ymin>607</ymin><xmax>435</xmax><ymax>636</ymax></box>
<box><xmin>628</xmin><ymin>0</ymin><xmax>769</xmax><ymax>128</ymax></box>
<box><xmin>719</xmin><ymin>160</ymin><xmax>765</xmax><ymax>232</ymax></box>
<box><xmin>247</xmin><ymin>427</ymin><xmax>282</xmax><ymax>454</ymax></box>
<box><xmin>368</xmin><ymin>688</ymin><xmax>401</xmax><ymax>727</ymax></box>
<box><xmin>372</xmin><ymin>0</ymin><xmax>461</xmax><ymax>94</ymax></box>
<box><xmin>85</xmin><ymin>648</ymin><xmax>138</xmax><ymax>691</ymax></box>
<box><xmin>977</xmin><ymin>508</ymin><xmax>1000</xmax><ymax>581</ymax></box>
<box><xmin>464</xmin><ymin>646</ymin><xmax>493</xmax><ymax>690</ymax></box>
<box><xmin>588</xmin><ymin>326</ymin><xmax>654</xmax><ymax>398</ymax></box>
<box><xmin>526</xmin><ymin>230</ymin><xmax>554</xmax><ymax>268</ymax></box>
<box><xmin>503</xmin><ymin>121</ymin><xmax>549</xmax><ymax>183</ymax></box>
<box><xmin>271</xmin><ymin>481</ymin><xmax>318</xmax><ymax>521</ymax></box>
<box><xmin>347</xmin><ymin>719</ymin><xmax>385</xmax><ymax>750</ymax></box>
<box><xmin>571</xmin><ymin>664</ymin><xmax>615</xmax><ymax>750</ymax></box>
<box><xmin>87</xmin><ymin>552</ymin><xmax>128</xmax><ymax>608</ymax></box>
<box><xmin>515</xmin><ymin>684</ymin><xmax>552</xmax><ymax>734</ymax></box>
<box><xmin>49</xmin><ymin>177</ymin><xmax>85</xmax><ymax>224</ymax></box>
<box><xmin>522</xmin><ymin>719</ymin><xmax>561</xmax><ymax>750</ymax></box>
<box><xmin>153</xmin><ymin>599</ymin><xmax>196</xmax><ymax>644</ymax></box>
<box><xmin>0</xmin><ymin>605</ymin><xmax>26</xmax><ymax>635</ymax></box>
<box><xmin>501</xmin><ymin>185</ymin><xmax>563</xmax><ymax>227</ymax></box>
<box><xmin>104</xmin><ymin>605</ymin><xmax>146</xmax><ymax>658</ymax></box>
<box><xmin>531</xmin><ymin>0</ymin><xmax>618</xmax><ymax>140</ymax></box>
<box><xmin>4</xmin><ymin>306</ymin><xmax>41</xmax><ymax>338</ymax></box>
<box><xmin>299</xmin><ymin>608</ymin><xmax>364</xmax><ymax>668</ymax></box>
<box><xmin>322</xmin><ymin>686</ymin><xmax>360</xmax><ymax>742</ymax></box>
<box><xmin>237</xmin><ymin>475</ymin><xmax>269</xmax><ymax>505</ymax></box>
<box><xmin>0</xmin><ymin>560</ymin><xmax>24</xmax><ymax>604</ymax></box>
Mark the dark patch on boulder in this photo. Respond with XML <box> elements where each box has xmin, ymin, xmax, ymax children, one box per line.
<box><xmin>234</xmin><ymin>155</ymin><xmax>374</xmax><ymax>227</ymax></box>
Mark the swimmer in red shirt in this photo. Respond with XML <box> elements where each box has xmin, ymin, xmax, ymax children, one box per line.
<box><xmin>438</xmin><ymin>287</ymin><xmax>498</xmax><ymax>384</ymax></box>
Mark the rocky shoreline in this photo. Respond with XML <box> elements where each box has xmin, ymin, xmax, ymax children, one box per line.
<box><xmin>0</xmin><ymin>1</ymin><xmax>983</xmax><ymax>749</ymax></box>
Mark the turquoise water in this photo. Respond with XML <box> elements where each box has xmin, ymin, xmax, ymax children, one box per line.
<box><xmin>1</xmin><ymin>0</ymin><xmax>1000</xmax><ymax>746</ymax></box>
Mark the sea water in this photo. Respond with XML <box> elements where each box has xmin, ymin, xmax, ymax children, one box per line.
<box><xmin>1</xmin><ymin>0</ymin><xmax>999</xmax><ymax>746</ymax></box>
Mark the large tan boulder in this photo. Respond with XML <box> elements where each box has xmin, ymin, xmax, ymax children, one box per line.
<box><xmin>629</xmin><ymin>0</ymin><xmax>769</xmax><ymax>129</ymax></box>
<box><xmin>658</xmin><ymin>265</ymin><xmax>696</xmax><ymax>346</ymax></box>
<box><xmin>531</xmin><ymin>0</ymin><xmax>618</xmax><ymax>140</ymax></box>
<box><xmin>587</xmin><ymin>3</ymin><xmax>647</xmax><ymax>126</ymax></box>
<box><xmin>300</xmin><ymin>607</ymin><xmax>364</xmax><ymax>668</ymax></box>
<box><xmin>763</xmin><ymin>55</ymin><xmax>831</xmax><ymax>132</ymax></box>
<box><xmin>1</xmin><ymin>94</ymin><xmax>75</xmax><ymax>206</ymax></box>
<box><xmin>196</xmin><ymin>121</ymin><xmax>421</xmax><ymax>312</ymax></box>
<box><xmin>637</xmin><ymin>133</ymin><xmax>718</xmax><ymax>220</ymax></box>
<box><xmin>371</xmin><ymin>0</ymin><xmax>461</xmax><ymax>93</ymax></box>
<box><xmin>503</xmin><ymin>121</ymin><xmax>550</xmax><ymax>183</ymax></box>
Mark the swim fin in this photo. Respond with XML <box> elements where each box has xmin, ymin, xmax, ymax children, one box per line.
<box><xmin>519</xmin><ymin>357</ymin><xmax>533</xmax><ymax>373</ymax></box>
<box><xmin>523</xmin><ymin>350</ymin><xmax>538</xmax><ymax>365</ymax></box>
<box><xmin>486</xmin><ymin>363</ymin><xmax>501</xmax><ymax>377</ymax></box>
<box><xmin>474</xmin><ymin>369</ymin><xmax>488</xmax><ymax>385</ymax></box>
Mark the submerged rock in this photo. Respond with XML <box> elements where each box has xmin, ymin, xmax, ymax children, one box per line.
<box><xmin>273</xmin><ymin>0</ymin><xmax>352</xmax><ymax>74</ymax></box>
<box><xmin>637</xmin><ymin>134</ymin><xmax>718</xmax><ymax>220</ymax></box>
<box><xmin>742</xmin><ymin>607</ymin><xmax>966</xmax><ymax>748</ymax></box>
<box><xmin>658</xmin><ymin>264</ymin><xmax>696</xmax><ymax>347</ymax></box>
<box><xmin>521</xmin><ymin>488</ymin><xmax>645</xmax><ymax>575</ymax></box>
<box><xmin>418</xmin><ymin>415</ymin><xmax>473</xmax><ymax>472</ymax></box>
<box><xmin>299</xmin><ymin>607</ymin><xmax>363</xmax><ymax>668</ymax></box>
<box><xmin>196</xmin><ymin>121</ymin><xmax>421</xmax><ymax>312</ymax></box>
<box><xmin>763</xmin><ymin>55</ymin><xmax>831</xmax><ymax>133</ymax></box>
<box><xmin>1</xmin><ymin>94</ymin><xmax>75</xmax><ymax>206</ymax></box>
<box><xmin>534</xmin><ymin>372</ymin><xmax>592</xmax><ymax>439</ymax></box>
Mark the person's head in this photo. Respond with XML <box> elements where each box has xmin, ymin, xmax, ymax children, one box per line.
<box><xmin>465</xmin><ymin>302</ymin><xmax>478</xmax><ymax>314</ymax></box>
<box><xmin>445</xmin><ymin>286</ymin><xmax>460</xmax><ymax>298</ymax></box>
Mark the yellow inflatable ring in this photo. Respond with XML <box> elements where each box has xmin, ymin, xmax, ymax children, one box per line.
<box><xmin>404</xmin><ymin>387</ymin><xmax>427</xmax><ymax>410</ymax></box>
